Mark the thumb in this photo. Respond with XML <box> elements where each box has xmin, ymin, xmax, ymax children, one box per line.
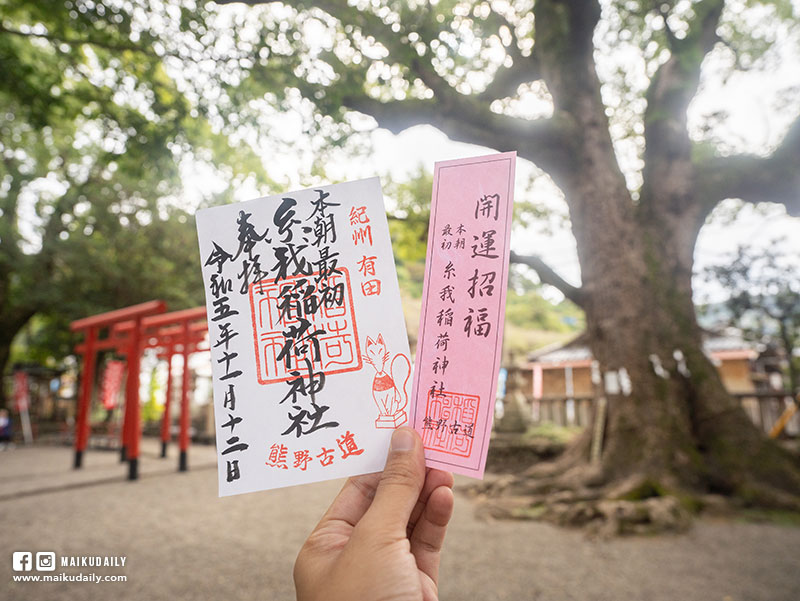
<box><xmin>360</xmin><ymin>427</ymin><xmax>426</xmax><ymax>535</ymax></box>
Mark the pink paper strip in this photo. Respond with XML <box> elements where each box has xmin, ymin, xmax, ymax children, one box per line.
<box><xmin>411</xmin><ymin>152</ymin><xmax>516</xmax><ymax>478</ymax></box>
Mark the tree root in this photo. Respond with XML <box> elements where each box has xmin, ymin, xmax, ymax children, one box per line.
<box><xmin>468</xmin><ymin>474</ymin><xmax>693</xmax><ymax>536</ymax></box>
<box><xmin>465</xmin><ymin>463</ymin><xmax>800</xmax><ymax>536</ymax></box>
<box><xmin>468</xmin><ymin>411</ymin><xmax>800</xmax><ymax>536</ymax></box>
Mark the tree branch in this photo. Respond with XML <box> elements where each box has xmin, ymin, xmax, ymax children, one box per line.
<box><xmin>477</xmin><ymin>54</ymin><xmax>540</xmax><ymax>102</ymax></box>
<box><xmin>0</xmin><ymin>22</ymin><xmax>239</xmax><ymax>66</ymax></box>
<box><xmin>640</xmin><ymin>0</ymin><xmax>725</xmax><ymax>212</ymax></box>
<box><xmin>532</xmin><ymin>0</ymin><xmax>631</xmax><ymax>207</ymax></box>
<box><xmin>534</xmin><ymin>0</ymin><xmax>602</xmax><ymax>112</ymax></box>
<box><xmin>476</xmin><ymin>8</ymin><xmax>539</xmax><ymax>102</ymax></box>
<box><xmin>643</xmin><ymin>0</ymin><xmax>724</xmax><ymax>159</ymax></box>
<box><xmin>244</xmin><ymin>0</ymin><xmax>575</xmax><ymax>182</ymax></box>
<box><xmin>510</xmin><ymin>251</ymin><xmax>584</xmax><ymax>306</ymax></box>
<box><xmin>695</xmin><ymin>115</ymin><xmax>800</xmax><ymax>217</ymax></box>
<box><xmin>657</xmin><ymin>3</ymin><xmax>680</xmax><ymax>51</ymax></box>
<box><xmin>0</xmin><ymin>23</ymin><xmax>159</xmax><ymax>57</ymax></box>
<box><xmin>344</xmin><ymin>94</ymin><xmax>573</xmax><ymax>184</ymax></box>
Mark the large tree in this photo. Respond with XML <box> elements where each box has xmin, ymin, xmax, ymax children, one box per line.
<box><xmin>217</xmin><ymin>0</ymin><xmax>800</xmax><ymax>526</ymax></box>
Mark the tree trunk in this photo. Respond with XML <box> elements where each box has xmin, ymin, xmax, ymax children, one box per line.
<box><xmin>483</xmin><ymin>184</ymin><xmax>800</xmax><ymax>531</ymax></box>
<box><xmin>485</xmin><ymin>180</ymin><xmax>800</xmax><ymax>530</ymax></box>
<box><xmin>580</xmin><ymin>201</ymin><xmax>709</xmax><ymax>490</ymax></box>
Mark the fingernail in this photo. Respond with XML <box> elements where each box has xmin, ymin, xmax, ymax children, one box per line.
<box><xmin>391</xmin><ymin>427</ymin><xmax>415</xmax><ymax>451</ymax></box>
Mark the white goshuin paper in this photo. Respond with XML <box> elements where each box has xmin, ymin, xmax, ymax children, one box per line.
<box><xmin>196</xmin><ymin>177</ymin><xmax>412</xmax><ymax>496</ymax></box>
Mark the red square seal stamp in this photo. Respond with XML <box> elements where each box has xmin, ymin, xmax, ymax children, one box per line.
<box><xmin>421</xmin><ymin>390</ymin><xmax>479</xmax><ymax>457</ymax></box>
<box><xmin>249</xmin><ymin>269</ymin><xmax>362</xmax><ymax>385</ymax></box>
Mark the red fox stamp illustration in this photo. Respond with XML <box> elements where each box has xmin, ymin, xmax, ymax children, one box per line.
<box><xmin>363</xmin><ymin>334</ymin><xmax>411</xmax><ymax>428</ymax></box>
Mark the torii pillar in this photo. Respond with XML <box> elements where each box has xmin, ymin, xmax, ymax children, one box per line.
<box><xmin>70</xmin><ymin>300</ymin><xmax>166</xmax><ymax>471</ymax></box>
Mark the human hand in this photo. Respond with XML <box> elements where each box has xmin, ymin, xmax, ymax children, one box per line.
<box><xmin>294</xmin><ymin>427</ymin><xmax>455</xmax><ymax>601</ymax></box>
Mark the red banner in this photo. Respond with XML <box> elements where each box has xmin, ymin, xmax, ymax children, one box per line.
<box><xmin>101</xmin><ymin>361</ymin><xmax>125</xmax><ymax>410</ymax></box>
<box><xmin>13</xmin><ymin>371</ymin><xmax>29</xmax><ymax>412</ymax></box>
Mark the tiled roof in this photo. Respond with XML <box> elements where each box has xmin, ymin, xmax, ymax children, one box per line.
<box><xmin>528</xmin><ymin>331</ymin><xmax>757</xmax><ymax>364</ymax></box>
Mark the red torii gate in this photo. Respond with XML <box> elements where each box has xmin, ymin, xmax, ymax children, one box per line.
<box><xmin>158</xmin><ymin>322</ymin><xmax>209</xmax><ymax>460</ymax></box>
<box><xmin>148</xmin><ymin>323</ymin><xmax>207</xmax><ymax>460</ymax></box>
<box><xmin>114</xmin><ymin>307</ymin><xmax>208</xmax><ymax>472</ymax></box>
<box><xmin>75</xmin><ymin>318</ymin><xmax>206</xmax><ymax>462</ymax></box>
<box><xmin>71</xmin><ymin>300</ymin><xmax>167</xmax><ymax>474</ymax></box>
<box><xmin>72</xmin><ymin>303</ymin><xmax>208</xmax><ymax>480</ymax></box>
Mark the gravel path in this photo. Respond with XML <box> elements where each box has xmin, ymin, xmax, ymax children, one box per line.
<box><xmin>2</xmin><ymin>441</ymin><xmax>799</xmax><ymax>601</ymax></box>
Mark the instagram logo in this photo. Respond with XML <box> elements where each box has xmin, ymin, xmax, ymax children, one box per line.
<box><xmin>12</xmin><ymin>552</ymin><xmax>32</xmax><ymax>572</ymax></box>
<box><xmin>36</xmin><ymin>552</ymin><xmax>56</xmax><ymax>571</ymax></box>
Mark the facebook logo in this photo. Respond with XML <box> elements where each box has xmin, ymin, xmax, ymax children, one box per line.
<box><xmin>12</xmin><ymin>552</ymin><xmax>32</xmax><ymax>571</ymax></box>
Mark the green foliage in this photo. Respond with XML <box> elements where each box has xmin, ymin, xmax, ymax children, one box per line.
<box><xmin>384</xmin><ymin>167</ymin><xmax>432</xmax><ymax>265</ymax></box>
<box><xmin>521</xmin><ymin>422</ymin><xmax>582</xmax><ymax>445</ymax></box>
<box><xmin>738</xmin><ymin>508</ymin><xmax>800</xmax><ymax>527</ymax></box>
<box><xmin>0</xmin><ymin>0</ymin><xmax>269</xmax><ymax>375</ymax></box>
<box><xmin>701</xmin><ymin>242</ymin><xmax>800</xmax><ymax>390</ymax></box>
<box><xmin>505</xmin><ymin>284</ymin><xmax>583</xmax><ymax>334</ymax></box>
<box><xmin>503</xmin><ymin>283</ymin><xmax>584</xmax><ymax>360</ymax></box>
<box><xmin>141</xmin><ymin>365</ymin><xmax>163</xmax><ymax>424</ymax></box>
